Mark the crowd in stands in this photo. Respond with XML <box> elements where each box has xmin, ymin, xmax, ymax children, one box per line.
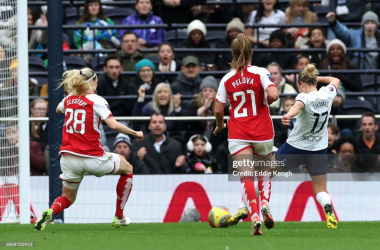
<box><xmin>2</xmin><ymin>0</ymin><xmax>380</xmax><ymax>176</ymax></box>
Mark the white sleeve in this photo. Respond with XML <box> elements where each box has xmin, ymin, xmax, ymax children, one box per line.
<box><xmin>246</xmin><ymin>10</ymin><xmax>257</xmax><ymax>26</ymax></box>
<box><xmin>296</xmin><ymin>93</ymin><xmax>308</xmax><ymax>106</ymax></box>
<box><xmin>93</xmin><ymin>96</ymin><xmax>113</xmax><ymax>120</ymax></box>
<box><xmin>260</xmin><ymin>68</ymin><xmax>276</xmax><ymax>90</ymax></box>
<box><xmin>319</xmin><ymin>85</ymin><xmax>337</xmax><ymax>102</ymax></box>
<box><xmin>59</xmin><ymin>101</ymin><xmax>65</xmax><ymax>113</ymax></box>
<box><xmin>215</xmin><ymin>79</ymin><xmax>228</xmax><ymax>104</ymax></box>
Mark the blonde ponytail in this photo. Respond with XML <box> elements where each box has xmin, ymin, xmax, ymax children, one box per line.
<box><xmin>298</xmin><ymin>64</ymin><xmax>319</xmax><ymax>85</ymax></box>
<box><xmin>230</xmin><ymin>33</ymin><xmax>252</xmax><ymax>76</ymax></box>
<box><xmin>56</xmin><ymin>67</ymin><xmax>97</xmax><ymax>95</ymax></box>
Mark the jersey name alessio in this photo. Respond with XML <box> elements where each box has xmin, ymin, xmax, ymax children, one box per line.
<box><xmin>232</xmin><ymin>77</ymin><xmax>254</xmax><ymax>88</ymax></box>
<box><xmin>67</xmin><ymin>99</ymin><xmax>88</xmax><ymax>107</ymax></box>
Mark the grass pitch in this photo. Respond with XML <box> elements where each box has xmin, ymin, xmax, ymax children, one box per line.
<box><xmin>0</xmin><ymin>222</ymin><xmax>379</xmax><ymax>250</ymax></box>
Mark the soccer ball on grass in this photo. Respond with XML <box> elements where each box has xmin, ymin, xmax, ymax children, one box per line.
<box><xmin>208</xmin><ymin>206</ymin><xmax>231</xmax><ymax>228</ymax></box>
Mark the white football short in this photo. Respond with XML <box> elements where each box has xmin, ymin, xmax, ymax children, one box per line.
<box><xmin>59</xmin><ymin>152</ymin><xmax>121</xmax><ymax>189</ymax></box>
<box><xmin>228</xmin><ymin>139</ymin><xmax>274</xmax><ymax>156</ymax></box>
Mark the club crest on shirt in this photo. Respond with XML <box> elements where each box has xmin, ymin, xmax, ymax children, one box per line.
<box><xmin>105</xmin><ymin>104</ymin><xmax>111</xmax><ymax>111</ymax></box>
<box><xmin>267</xmin><ymin>74</ymin><xmax>274</xmax><ymax>83</ymax></box>
<box><xmin>329</xmin><ymin>86</ymin><xmax>334</xmax><ymax>91</ymax></box>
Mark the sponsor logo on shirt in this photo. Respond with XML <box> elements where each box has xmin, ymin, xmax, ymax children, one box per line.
<box><xmin>267</xmin><ymin>74</ymin><xmax>274</xmax><ymax>83</ymax></box>
<box><xmin>105</xmin><ymin>104</ymin><xmax>111</xmax><ymax>111</ymax></box>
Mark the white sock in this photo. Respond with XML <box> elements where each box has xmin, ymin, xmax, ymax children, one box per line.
<box><xmin>238</xmin><ymin>201</ymin><xmax>246</xmax><ymax>209</ymax></box>
<box><xmin>316</xmin><ymin>192</ymin><xmax>331</xmax><ymax>208</ymax></box>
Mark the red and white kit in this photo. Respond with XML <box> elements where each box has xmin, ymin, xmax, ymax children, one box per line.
<box><xmin>216</xmin><ymin>65</ymin><xmax>276</xmax><ymax>155</ymax></box>
<box><xmin>58</xmin><ymin>94</ymin><xmax>120</xmax><ymax>188</ymax></box>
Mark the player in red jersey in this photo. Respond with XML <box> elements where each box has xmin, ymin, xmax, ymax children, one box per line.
<box><xmin>35</xmin><ymin>68</ymin><xmax>143</xmax><ymax>231</ymax></box>
<box><xmin>213</xmin><ymin>34</ymin><xmax>279</xmax><ymax>235</ymax></box>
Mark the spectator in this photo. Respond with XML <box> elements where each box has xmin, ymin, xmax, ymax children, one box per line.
<box><xmin>0</xmin><ymin>123</ymin><xmax>46</xmax><ymax>176</ymax></box>
<box><xmin>284</xmin><ymin>0</ymin><xmax>318</xmax><ymax>41</ymax></box>
<box><xmin>327</xmin><ymin>11</ymin><xmax>380</xmax><ymax>70</ymax></box>
<box><xmin>267</xmin><ymin>62</ymin><xmax>297</xmax><ymax>114</ymax></box>
<box><xmin>327</xmin><ymin>123</ymin><xmax>340</xmax><ymax>154</ymax></box>
<box><xmin>28</xmin><ymin>7</ymin><xmax>47</xmax><ymax>50</ymax></box>
<box><xmin>171</xmin><ymin>56</ymin><xmax>202</xmax><ymax>95</ymax></box>
<box><xmin>285</xmin><ymin>55</ymin><xmax>310</xmax><ymax>87</ymax></box>
<box><xmin>328</xmin><ymin>0</ymin><xmax>365</xmax><ymax>22</ymax></box>
<box><xmin>215</xmin><ymin>18</ymin><xmax>245</xmax><ymax>71</ymax></box>
<box><xmin>133</xmin><ymin>59</ymin><xmax>159</xmax><ymax>95</ymax></box>
<box><xmin>157</xmin><ymin>42</ymin><xmax>178</xmax><ymax>83</ymax></box>
<box><xmin>356</xmin><ymin>112</ymin><xmax>380</xmax><ymax>172</ymax></box>
<box><xmin>327</xmin><ymin>136</ymin><xmax>357</xmax><ymax>173</ymax></box>
<box><xmin>118</xmin><ymin>0</ymin><xmax>166</xmax><ymax>48</ymax></box>
<box><xmin>184</xmin><ymin>134</ymin><xmax>221</xmax><ymax>173</ymax></box>
<box><xmin>183</xmin><ymin>76</ymin><xmax>228</xmax><ymax>150</ymax></box>
<box><xmin>117</xmin><ymin>32</ymin><xmax>145</xmax><ymax>82</ymax></box>
<box><xmin>319</xmin><ymin>39</ymin><xmax>362</xmax><ymax>91</ymax></box>
<box><xmin>9</xmin><ymin>59</ymin><xmax>39</xmax><ymax>96</ymax></box>
<box><xmin>30</xmin><ymin>99</ymin><xmax>49</xmax><ymax>153</ymax></box>
<box><xmin>131</xmin><ymin>114</ymin><xmax>185</xmax><ymax>174</ymax></box>
<box><xmin>177</xmin><ymin>19</ymin><xmax>215</xmax><ymax>70</ymax></box>
<box><xmin>245</xmin><ymin>0</ymin><xmax>285</xmax><ymax>47</ymax></box>
<box><xmin>97</xmin><ymin>54</ymin><xmax>137</xmax><ymax>117</ymax></box>
<box><xmin>273</xmin><ymin>96</ymin><xmax>296</xmax><ymax>147</ymax></box>
<box><xmin>331</xmin><ymin>87</ymin><xmax>345</xmax><ymax>115</ymax></box>
<box><xmin>152</xmin><ymin>0</ymin><xmax>206</xmax><ymax>24</ymax></box>
<box><xmin>113</xmin><ymin>133</ymin><xmax>149</xmax><ymax>174</ymax></box>
<box><xmin>257</xmin><ymin>30</ymin><xmax>298</xmax><ymax>69</ymax></box>
<box><xmin>74</xmin><ymin>0</ymin><xmax>119</xmax><ymax>64</ymax></box>
<box><xmin>132</xmin><ymin>83</ymin><xmax>182</xmax><ymax>132</ymax></box>
<box><xmin>191</xmin><ymin>1</ymin><xmax>234</xmax><ymax>24</ymax></box>
<box><xmin>300</xmin><ymin>27</ymin><xmax>329</xmax><ymax>67</ymax></box>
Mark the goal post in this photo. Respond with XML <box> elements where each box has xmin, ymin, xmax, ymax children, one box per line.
<box><xmin>18</xmin><ymin>0</ymin><xmax>30</xmax><ymax>224</ymax></box>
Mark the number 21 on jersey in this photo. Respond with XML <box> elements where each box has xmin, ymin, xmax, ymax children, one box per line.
<box><xmin>233</xmin><ymin>90</ymin><xmax>257</xmax><ymax>118</ymax></box>
<box><xmin>65</xmin><ymin>108</ymin><xmax>86</xmax><ymax>134</ymax></box>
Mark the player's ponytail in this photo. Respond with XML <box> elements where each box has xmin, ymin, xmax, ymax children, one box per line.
<box><xmin>230</xmin><ymin>33</ymin><xmax>252</xmax><ymax>76</ymax></box>
<box><xmin>57</xmin><ymin>67</ymin><xmax>97</xmax><ymax>95</ymax></box>
<box><xmin>298</xmin><ymin>64</ymin><xmax>319</xmax><ymax>85</ymax></box>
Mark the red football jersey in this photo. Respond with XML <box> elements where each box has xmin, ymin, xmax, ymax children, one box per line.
<box><xmin>59</xmin><ymin>94</ymin><xmax>112</xmax><ymax>157</ymax></box>
<box><xmin>215</xmin><ymin>65</ymin><xmax>276</xmax><ymax>141</ymax></box>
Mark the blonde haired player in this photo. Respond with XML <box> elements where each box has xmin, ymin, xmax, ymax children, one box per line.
<box><xmin>214</xmin><ymin>33</ymin><xmax>279</xmax><ymax>235</ymax></box>
<box><xmin>34</xmin><ymin>68</ymin><xmax>143</xmax><ymax>230</ymax></box>
<box><xmin>274</xmin><ymin>64</ymin><xmax>340</xmax><ymax>228</ymax></box>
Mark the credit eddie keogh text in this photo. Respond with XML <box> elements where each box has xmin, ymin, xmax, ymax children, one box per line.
<box><xmin>231</xmin><ymin>159</ymin><xmax>292</xmax><ymax>177</ymax></box>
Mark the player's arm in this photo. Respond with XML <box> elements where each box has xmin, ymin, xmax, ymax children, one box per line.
<box><xmin>282</xmin><ymin>101</ymin><xmax>304</xmax><ymax>126</ymax></box>
<box><xmin>105</xmin><ymin>116</ymin><xmax>144</xmax><ymax>141</ymax></box>
<box><xmin>213</xmin><ymin>101</ymin><xmax>226</xmax><ymax>136</ymax></box>
<box><xmin>266</xmin><ymin>86</ymin><xmax>279</xmax><ymax>105</ymax></box>
<box><xmin>317</xmin><ymin>76</ymin><xmax>340</xmax><ymax>90</ymax></box>
<box><xmin>56</xmin><ymin>102</ymin><xmax>64</xmax><ymax>114</ymax></box>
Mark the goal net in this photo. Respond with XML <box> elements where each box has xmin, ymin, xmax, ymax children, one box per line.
<box><xmin>0</xmin><ymin>0</ymin><xmax>19</xmax><ymax>223</ymax></box>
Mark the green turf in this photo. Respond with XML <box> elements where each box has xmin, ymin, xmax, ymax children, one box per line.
<box><xmin>0</xmin><ymin>222</ymin><xmax>379</xmax><ymax>250</ymax></box>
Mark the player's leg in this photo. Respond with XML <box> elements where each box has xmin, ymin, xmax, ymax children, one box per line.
<box><xmin>113</xmin><ymin>154</ymin><xmax>133</xmax><ymax>227</ymax></box>
<box><xmin>308</xmin><ymin>152</ymin><xmax>337</xmax><ymax>228</ymax></box>
<box><xmin>232</xmin><ymin>145</ymin><xmax>262</xmax><ymax>235</ymax></box>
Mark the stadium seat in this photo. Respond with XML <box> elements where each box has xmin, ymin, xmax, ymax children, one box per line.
<box><xmin>313</xmin><ymin>5</ymin><xmax>329</xmax><ymax>24</ymax></box>
<box><xmin>64</xmin><ymin>56</ymin><xmax>87</xmax><ymax>70</ymax></box>
<box><xmin>166</xmin><ymin>30</ymin><xmax>188</xmax><ymax>47</ymax></box>
<box><xmin>144</xmin><ymin>54</ymin><xmax>161</xmax><ymax>65</ymax></box>
<box><xmin>104</xmin><ymin>8</ymin><xmax>135</xmax><ymax>24</ymax></box>
<box><xmin>29</xmin><ymin>56</ymin><xmax>45</xmax><ymax>72</ymax></box>
<box><xmin>34</xmin><ymin>76</ymin><xmax>48</xmax><ymax>87</ymax></box>
<box><xmin>205</xmin><ymin>30</ymin><xmax>226</xmax><ymax>48</ymax></box>
<box><xmin>63</xmin><ymin>32</ymin><xmax>71</xmax><ymax>49</ymax></box>
<box><xmin>343</xmin><ymin>99</ymin><xmax>375</xmax><ymax>114</ymax></box>
<box><xmin>64</xmin><ymin>8</ymin><xmax>82</xmax><ymax>25</ymax></box>
<box><xmin>91</xmin><ymin>56</ymin><xmax>105</xmax><ymax>71</ymax></box>
<box><xmin>362</xmin><ymin>83</ymin><xmax>380</xmax><ymax>112</ymax></box>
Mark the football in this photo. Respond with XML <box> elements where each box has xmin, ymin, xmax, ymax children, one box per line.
<box><xmin>208</xmin><ymin>206</ymin><xmax>232</xmax><ymax>228</ymax></box>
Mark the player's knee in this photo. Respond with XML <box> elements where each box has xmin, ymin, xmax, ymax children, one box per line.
<box><xmin>119</xmin><ymin>157</ymin><xmax>133</xmax><ymax>174</ymax></box>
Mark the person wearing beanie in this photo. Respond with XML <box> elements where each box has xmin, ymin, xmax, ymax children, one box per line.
<box><xmin>257</xmin><ymin>30</ymin><xmax>297</xmax><ymax>69</ymax></box>
<box><xmin>133</xmin><ymin>58</ymin><xmax>159</xmax><ymax>95</ymax></box>
<box><xmin>327</xmin><ymin>11</ymin><xmax>380</xmax><ymax>69</ymax></box>
<box><xmin>183</xmin><ymin>76</ymin><xmax>229</xmax><ymax>151</ymax></box>
<box><xmin>171</xmin><ymin>56</ymin><xmax>203</xmax><ymax>96</ymax></box>
<box><xmin>215</xmin><ymin>18</ymin><xmax>245</xmax><ymax>70</ymax></box>
<box><xmin>177</xmin><ymin>19</ymin><xmax>216</xmax><ymax>71</ymax></box>
<box><xmin>113</xmin><ymin>133</ymin><xmax>149</xmax><ymax>174</ymax></box>
<box><xmin>319</xmin><ymin>39</ymin><xmax>362</xmax><ymax>92</ymax></box>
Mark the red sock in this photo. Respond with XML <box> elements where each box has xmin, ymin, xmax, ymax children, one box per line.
<box><xmin>240</xmin><ymin>176</ymin><xmax>259</xmax><ymax>220</ymax></box>
<box><xmin>51</xmin><ymin>196</ymin><xmax>71</xmax><ymax>216</ymax></box>
<box><xmin>115</xmin><ymin>173</ymin><xmax>133</xmax><ymax>219</ymax></box>
<box><xmin>257</xmin><ymin>174</ymin><xmax>271</xmax><ymax>203</ymax></box>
